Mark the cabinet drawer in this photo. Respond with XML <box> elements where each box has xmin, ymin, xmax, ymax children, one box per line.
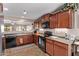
<box><xmin>54</xmin><ymin>41</ymin><xmax>68</xmax><ymax>49</ymax></box>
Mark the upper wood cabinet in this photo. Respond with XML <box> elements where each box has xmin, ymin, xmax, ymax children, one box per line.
<box><xmin>50</xmin><ymin>9</ymin><xmax>73</xmax><ymax>28</ymax></box>
<box><xmin>57</xmin><ymin>9</ymin><xmax>72</xmax><ymax>28</ymax></box>
<box><xmin>34</xmin><ymin>19</ymin><xmax>42</xmax><ymax>29</ymax></box>
<box><xmin>34</xmin><ymin>21</ymin><xmax>39</xmax><ymax>29</ymax></box>
<box><xmin>41</xmin><ymin>13</ymin><xmax>51</xmax><ymax>23</ymax></box>
<box><xmin>38</xmin><ymin>20</ymin><xmax>42</xmax><ymax>28</ymax></box>
<box><xmin>50</xmin><ymin>13</ymin><xmax>58</xmax><ymax>29</ymax></box>
<box><xmin>34</xmin><ymin>9</ymin><xmax>73</xmax><ymax>29</ymax></box>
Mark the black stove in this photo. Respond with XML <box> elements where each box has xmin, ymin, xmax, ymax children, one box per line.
<box><xmin>38</xmin><ymin>31</ymin><xmax>52</xmax><ymax>52</ymax></box>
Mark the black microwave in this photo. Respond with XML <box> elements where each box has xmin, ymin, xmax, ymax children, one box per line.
<box><xmin>42</xmin><ymin>21</ymin><xmax>50</xmax><ymax>28</ymax></box>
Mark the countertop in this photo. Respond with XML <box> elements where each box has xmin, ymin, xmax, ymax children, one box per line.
<box><xmin>37</xmin><ymin>34</ymin><xmax>73</xmax><ymax>56</ymax></box>
<box><xmin>36</xmin><ymin>33</ymin><xmax>74</xmax><ymax>45</ymax></box>
<box><xmin>2</xmin><ymin>32</ymin><xmax>33</xmax><ymax>37</ymax></box>
<box><xmin>46</xmin><ymin>36</ymin><xmax>73</xmax><ymax>45</ymax></box>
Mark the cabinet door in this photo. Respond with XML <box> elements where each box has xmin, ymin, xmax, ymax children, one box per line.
<box><xmin>23</xmin><ymin>35</ymin><xmax>29</xmax><ymax>44</ymax></box>
<box><xmin>23</xmin><ymin>35</ymin><xmax>33</xmax><ymax>44</ymax></box>
<box><xmin>42</xmin><ymin>14</ymin><xmax>50</xmax><ymax>22</ymax></box>
<box><xmin>38</xmin><ymin>20</ymin><xmax>42</xmax><ymax>28</ymax></box>
<box><xmin>28</xmin><ymin>35</ymin><xmax>33</xmax><ymax>43</ymax></box>
<box><xmin>16</xmin><ymin>36</ymin><xmax>24</xmax><ymax>46</ymax></box>
<box><xmin>34</xmin><ymin>35</ymin><xmax>38</xmax><ymax>45</ymax></box>
<box><xmin>46</xmin><ymin>39</ymin><xmax>54</xmax><ymax>55</ymax></box>
<box><xmin>50</xmin><ymin>14</ymin><xmax>58</xmax><ymax>28</ymax></box>
<box><xmin>34</xmin><ymin>21</ymin><xmax>39</xmax><ymax>29</ymax></box>
<box><xmin>45</xmin><ymin>14</ymin><xmax>49</xmax><ymax>21</ymax></box>
<box><xmin>58</xmin><ymin>10</ymin><xmax>72</xmax><ymax>28</ymax></box>
<box><xmin>54</xmin><ymin>41</ymin><xmax>68</xmax><ymax>56</ymax></box>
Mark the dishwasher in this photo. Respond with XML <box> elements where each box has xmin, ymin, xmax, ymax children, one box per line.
<box><xmin>5</xmin><ymin>34</ymin><xmax>16</xmax><ymax>49</ymax></box>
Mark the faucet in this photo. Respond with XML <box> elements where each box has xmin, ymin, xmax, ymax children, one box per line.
<box><xmin>65</xmin><ymin>33</ymin><xmax>69</xmax><ymax>40</ymax></box>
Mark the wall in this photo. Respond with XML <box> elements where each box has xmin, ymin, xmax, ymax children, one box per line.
<box><xmin>0</xmin><ymin>16</ymin><xmax>4</xmax><ymax>55</ymax></box>
<box><xmin>74</xmin><ymin>8</ymin><xmax>79</xmax><ymax>28</ymax></box>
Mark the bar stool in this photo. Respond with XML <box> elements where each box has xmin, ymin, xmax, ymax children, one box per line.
<box><xmin>73</xmin><ymin>36</ymin><xmax>79</xmax><ymax>56</ymax></box>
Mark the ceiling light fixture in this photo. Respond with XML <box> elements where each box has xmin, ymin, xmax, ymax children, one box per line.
<box><xmin>23</xmin><ymin>10</ymin><xmax>27</xmax><ymax>15</ymax></box>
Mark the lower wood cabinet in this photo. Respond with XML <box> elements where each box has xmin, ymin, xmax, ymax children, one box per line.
<box><xmin>54</xmin><ymin>41</ymin><xmax>68</xmax><ymax>56</ymax></box>
<box><xmin>16</xmin><ymin>36</ymin><xmax>23</xmax><ymax>45</ymax></box>
<box><xmin>46</xmin><ymin>38</ymin><xmax>68</xmax><ymax>56</ymax></box>
<box><xmin>46</xmin><ymin>38</ymin><xmax>54</xmax><ymax>56</ymax></box>
<box><xmin>16</xmin><ymin>35</ymin><xmax>33</xmax><ymax>46</ymax></box>
<box><xmin>33</xmin><ymin>35</ymin><xmax>39</xmax><ymax>46</ymax></box>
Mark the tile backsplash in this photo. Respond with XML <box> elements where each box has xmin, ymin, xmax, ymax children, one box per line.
<box><xmin>39</xmin><ymin>28</ymin><xmax>79</xmax><ymax>40</ymax></box>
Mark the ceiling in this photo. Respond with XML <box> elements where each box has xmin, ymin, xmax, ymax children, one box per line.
<box><xmin>3</xmin><ymin>3</ymin><xmax>64</xmax><ymax>19</ymax></box>
<box><xmin>3</xmin><ymin>3</ymin><xmax>64</xmax><ymax>25</ymax></box>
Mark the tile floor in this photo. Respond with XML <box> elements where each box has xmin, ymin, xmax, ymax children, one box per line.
<box><xmin>4</xmin><ymin>44</ymin><xmax>48</xmax><ymax>56</ymax></box>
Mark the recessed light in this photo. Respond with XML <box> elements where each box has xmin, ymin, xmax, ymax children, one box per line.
<box><xmin>23</xmin><ymin>10</ymin><xmax>27</xmax><ymax>14</ymax></box>
<box><xmin>3</xmin><ymin>8</ymin><xmax>8</xmax><ymax>11</ymax></box>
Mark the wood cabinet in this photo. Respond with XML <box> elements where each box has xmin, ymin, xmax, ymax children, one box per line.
<box><xmin>50</xmin><ymin>9</ymin><xmax>72</xmax><ymax>28</ymax></box>
<box><xmin>44</xmin><ymin>14</ymin><xmax>50</xmax><ymax>21</ymax></box>
<box><xmin>50</xmin><ymin>13</ymin><xmax>58</xmax><ymax>28</ymax></box>
<box><xmin>54</xmin><ymin>41</ymin><xmax>68</xmax><ymax>56</ymax></box>
<box><xmin>33</xmin><ymin>35</ymin><xmax>39</xmax><ymax>46</ymax></box>
<box><xmin>34</xmin><ymin>21</ymin><xmax>39</xmax><ymax>29</ymax></box>
<box><xmin>46</xmin><ymin>38</ymin><xmax>54</xmax><ymax>55</ymax></box>
<box><xmin>58</xmin><ymin>9</ymin><xmax>72</xmax><ymax>28</ymax></box>
<box><xmin>16</xmin><ymin>36</ymin><xmax>24</xmax><ymax>45</ymax></box>
<box><xmin>46</xmin><ymin>38</ymin><xmax>68</xmax><ymax>56</ymax></box>
<box><xmin>23</xmin><ymin>35</ymin><xmax>33</xmax><ymax>44</ymax></box>
<box><xmin>16</xmin><ymin>35</ymin><xmax>33</xmax><ymax>46</ymax></box>
<box><xmin>34</xmin><ymin>9</ymin><xmax>72</xmax><ymax>29</ymax></box>
<box><xmin>38</xmin><ymin>20</ymin><xmax>42</xmax><ymax>28</ymax></box>
<box><xmin>41</xmin><ymin>13</ymin><xmax>50</xmax><ymax>23</ymax></box>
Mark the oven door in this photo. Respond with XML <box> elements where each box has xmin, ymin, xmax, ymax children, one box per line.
<box><xmin>38</xmin><ymin>36</ymin><xmax>46</xmax><ymax>52</ymax></box>
<box><xmin>38</xmin><ymin>36</ymin><xmax>42</xmax><ymax>48</ymax></box>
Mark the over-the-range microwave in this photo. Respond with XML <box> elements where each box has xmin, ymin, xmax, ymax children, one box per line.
<box><xmin>42</xmin><ymin>21</ymin><xmax>50</xmax><ymax>28</ymax></box>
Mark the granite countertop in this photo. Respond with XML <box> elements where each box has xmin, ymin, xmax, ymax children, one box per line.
<box><xmin>46</xmin><ymin>36</ymin><xmax>73</xmax><ymax>45</ymax></box>
<box><xmin>2</xmin><ymin>32</ymin><xmax>33</xmax><ymax>37</ymax></box>
<box><xmin>37</xmin><ymin>34</ymin><xmax>74</xmax><ymax>45</ymax></box>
